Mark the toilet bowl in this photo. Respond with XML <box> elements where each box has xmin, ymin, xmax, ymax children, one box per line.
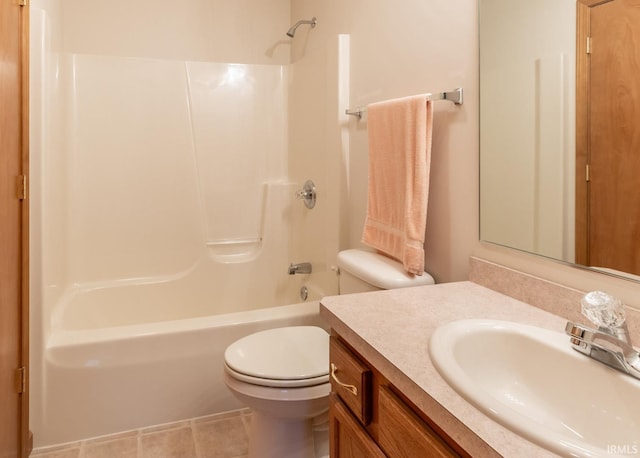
<box><xmin>223</xmin><ymin>249</ymin><xmax>436</xmax><ymax>458</ymax></box>
<box><xmin>223</xmin><ymin>326</ymin><xmax>330</xmax><ymax>458</ymax></box>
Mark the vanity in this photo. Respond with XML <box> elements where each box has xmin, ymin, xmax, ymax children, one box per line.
<box><xmin>327</xmin><ymin>332</ymin><xmax>461</xmax><ymax>457</ymax></box>
<box><xmin>317</xmin><ymin>0</ymin><xmax>640</xmax><ymax>454</ymax></box>
<box><xmin>320</xmin><ymin>261</ymin><xmax>640</xmax><ymax>457</ymax></box>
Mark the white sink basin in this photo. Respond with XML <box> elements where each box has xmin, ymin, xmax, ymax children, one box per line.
<box><xmin>429</xmin><ymin>319</ymin><xmax>640</xmax><ymax>457</ymax></box>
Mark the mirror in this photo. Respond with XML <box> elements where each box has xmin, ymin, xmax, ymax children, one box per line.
<box><xmin>480</xmin><ymin>0</ymin><xmax>640</xmax><ymax>281</ymax></box>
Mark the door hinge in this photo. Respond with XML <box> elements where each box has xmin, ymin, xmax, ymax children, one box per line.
<box><xmin>15</xmin><ymin>367</ymin><xmax>26</xmax><ymax>394</ymax></box>
<box><xmin>19</xmin><ymin>0</ymin><xmax>28</xmax><ymax>6</ymax></box>
<box><xmin>586</xmin><ymin>164</ymin><xmax>591</xmax><ymax>182</ymax></box>
<box><xmin>586</xmin><ymin>36</ymin><xmax>592</xmax><ymax>54</ymax></box>
<box><xmin>17</xmin><ymin>175</ymin><xmax>26</xmax><ymax>200</ymax></box>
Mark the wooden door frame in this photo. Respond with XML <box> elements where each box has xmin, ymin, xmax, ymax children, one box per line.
<box><xmin>574</xmin><ymin>0</ymin><xmax>614</xmax><ymax>265</ymax></box>
<box><xmin>1</xmin><ymin>0</ymin><xmax>29</xmax><ymax>454</ymax></box>
<box><xmin>20</xmin><ymin>1</ymin><xmax>30</xmax><ymax>455</ymax></box>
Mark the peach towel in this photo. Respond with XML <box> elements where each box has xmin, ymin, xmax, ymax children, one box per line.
<box><xmin>362</xmin><ymin>94</ymin><xmax>433</xmax><ymax>275</ymax></box>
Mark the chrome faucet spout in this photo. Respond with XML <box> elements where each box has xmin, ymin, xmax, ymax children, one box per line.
<box><xmin>288</xmin><ymin>262</ymin><xmax>312</xmax><ymax>275</ymax></box>
<box><xmin>566</xmin><ymin>321</ymin><xmax>640</xmax><ymax>380</ymax></box>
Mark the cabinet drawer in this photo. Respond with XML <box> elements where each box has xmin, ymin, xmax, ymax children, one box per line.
<box><xmin>379</xmin><ymin>386</ymin><xmax>459</xmax><ymax>458</ymax></box>
<box><xmin>329</xmin><ymin>336</ymin><xmax>372</xmax><ymax>425</ymax></box>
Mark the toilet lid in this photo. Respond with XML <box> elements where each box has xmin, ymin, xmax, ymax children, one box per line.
<box><xmin>224</xmin><ymin>326</ymin><xmax>329</xmax><ymax>381</ymax></box>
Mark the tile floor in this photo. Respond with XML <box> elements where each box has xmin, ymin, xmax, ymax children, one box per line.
<box><xmin>30</xmin><ymin>409</ymin><xmax>252</xmax><ymax>458</ymax></box>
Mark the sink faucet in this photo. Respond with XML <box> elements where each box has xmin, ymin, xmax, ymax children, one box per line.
<box><xmin>288</xmin><ymin>262</ymin><xmax>312</xmax><ymax>275</ymax></box>
<box><xmin>565</xmin><ymin>291</ymin><xmax>640</xmax><ymax>380</ymax></box>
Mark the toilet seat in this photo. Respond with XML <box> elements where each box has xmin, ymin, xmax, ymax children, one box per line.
<box><xmin>224</xmin><ymin>326</ymin><xmax>330</xmax><ymax>388</ymax></box>
<box><xmin>225</xmin><ymin>363</ymin><xmax>329</xmax><ymax>388</ymax></box>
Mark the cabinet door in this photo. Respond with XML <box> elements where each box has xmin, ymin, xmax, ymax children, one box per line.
<box><xmin>329</xmin><ymin>394</ymin><xmax>386</xmax><ymax>458</ymax></box>
<box><xmin>378</xmin><ymin>386</ymin><xmax>459</xmax><ymax>458</ymax></box>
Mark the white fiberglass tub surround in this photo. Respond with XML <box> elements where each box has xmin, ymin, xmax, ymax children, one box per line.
<box><xmin>33</xmin><ymin>51</ymin><xmax>335</xmax><ymax>443</ymax></box>
<box><xmin>30</xmin><ymin>3</ymin><xmax>341</xmax><ymax>448</ymax></box>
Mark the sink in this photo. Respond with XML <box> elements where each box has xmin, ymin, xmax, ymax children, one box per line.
<box><xmin>429</xmin><ymin>319</ymin><xmax>640</xmax><ymax>457</ymax></box>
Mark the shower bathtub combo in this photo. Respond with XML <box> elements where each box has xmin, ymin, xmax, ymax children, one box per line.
<box><xmin>30</xmin><ymin>3</ymin><xmax>338</xmax><ymax>447</ymax></box>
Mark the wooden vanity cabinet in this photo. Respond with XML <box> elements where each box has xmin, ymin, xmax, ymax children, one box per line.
<box><xmin>329</xmin><ymin>334</ymin><xmax>463</xmax><ymax>458</ymax></box>
<box><xmin>329</xmin><ymin>394</ymin><xmax>386</xmax><ymax>458</ymax></box>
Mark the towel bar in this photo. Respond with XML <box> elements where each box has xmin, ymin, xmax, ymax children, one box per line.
<box><xmin>345</xmin><ymin>87</ymin><xmax>463</xmax><ymax>119</ymax></box>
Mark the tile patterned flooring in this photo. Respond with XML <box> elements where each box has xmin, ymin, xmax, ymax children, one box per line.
<box><xmin>30</xmin><ymin>409</ymin><xmax>252</xmax><ymax>458</ymax></box>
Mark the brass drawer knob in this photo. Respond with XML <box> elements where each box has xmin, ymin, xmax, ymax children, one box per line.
<box><xmin>330</xmin><ymin>363</ymin><xmax>358</xmax><ymax>396</ymax></box>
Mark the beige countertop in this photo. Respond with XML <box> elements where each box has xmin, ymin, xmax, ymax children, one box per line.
<box><xmin>319</xmin><ymin>281</ymin><xmax>567</xmax><ymax>458</ymax></box>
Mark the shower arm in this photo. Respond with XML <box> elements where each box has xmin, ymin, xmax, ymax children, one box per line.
<box><xmin>286</xmin><ymin>17</ymin><xmax>317</xmax><ymax>38</ymax></box>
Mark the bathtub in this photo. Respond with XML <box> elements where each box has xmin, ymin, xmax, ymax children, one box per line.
<box><xmin>40</xmin><ymin>291</ymin><xmax>329</xmax><ymax>446</ymax></box>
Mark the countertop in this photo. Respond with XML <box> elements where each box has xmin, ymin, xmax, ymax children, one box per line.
<box><xmin>319</xmin><ymin>281</ymin><xmax>566</xmax><ymax>458</ymax></box>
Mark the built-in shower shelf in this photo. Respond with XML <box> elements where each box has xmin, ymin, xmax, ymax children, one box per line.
<box><xmin>206</xmin><ymin>238</ymin><xmax>263</xmax><ymax>263</ymax></box>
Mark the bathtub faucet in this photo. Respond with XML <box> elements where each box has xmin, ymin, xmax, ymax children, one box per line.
<box><xmin>288</xmin><ymin>262</ymin><xmax>312</xmax><ymax>275</ymax></box>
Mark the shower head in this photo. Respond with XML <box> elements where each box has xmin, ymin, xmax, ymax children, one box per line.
<box><xmin>286</xmin><ymin>17</ymin><xmax>317</xmax><ymax>38</ymax></box>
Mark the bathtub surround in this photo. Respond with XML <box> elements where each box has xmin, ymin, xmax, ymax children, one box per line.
<box><xmin>31</xmin><ymin>44</ymin><xmax>332</xmax><ymax>444</ymax></box>
<box><xmin>30</xmin><ymin>0</ymin><xmax>342</xmax><ymax>448</ymax></box>
<box><xmin>39</xmin><ymin>53</ymin><xmax>295</xmax><ymax>310</ymax></box>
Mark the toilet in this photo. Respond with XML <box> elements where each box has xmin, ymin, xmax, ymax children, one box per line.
<box><xmin>223</xmin><ymin>249</ymin><xmax>435</xmax><ymax>458</ymax></box>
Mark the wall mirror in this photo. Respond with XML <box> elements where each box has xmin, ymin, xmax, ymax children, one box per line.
<box><xmin>479</xmin><ymin>0</ymin><xmax>640</xmax><ymax>281</ymax></box>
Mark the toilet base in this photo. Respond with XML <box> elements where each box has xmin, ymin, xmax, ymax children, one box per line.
<box><xmin>248</xmin><ymin>412</ymin><xmax>316</xmax><ymax>458</ymax></box>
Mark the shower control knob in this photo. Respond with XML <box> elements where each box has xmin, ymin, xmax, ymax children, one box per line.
<box><xmin>295</xmin><ymin>180</ymin><xmax>316</xmax><ymax>209</ymax></box>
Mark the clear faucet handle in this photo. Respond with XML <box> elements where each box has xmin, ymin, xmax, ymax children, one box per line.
<box><xmin>580</xmin><ymin>291</ymin><xmax>626</xmax><ymax>328</ymax></box>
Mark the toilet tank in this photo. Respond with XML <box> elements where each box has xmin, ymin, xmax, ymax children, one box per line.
<box><xmin>337</xmin><ymin>249</ymin><xmax>435</xmax><ymax>294</ymax></box>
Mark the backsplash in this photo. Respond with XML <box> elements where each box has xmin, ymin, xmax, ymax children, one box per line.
<box><xmin>469</xmin><ymin>257</ymin><xmax>640</xmax><ymax>343</ymax></box>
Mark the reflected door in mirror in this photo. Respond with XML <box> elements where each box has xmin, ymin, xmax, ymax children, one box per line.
<box><xmin>576</xmin><ymin>0</ymin><xmax>640</xmax><ymax>276</ymax></box>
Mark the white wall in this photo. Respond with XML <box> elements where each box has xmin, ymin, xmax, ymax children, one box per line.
<box><xmin>288</xmin><ymin>0</ymin><xmax>640</xmax><ymax>315</ymax></box>
<box><xmin>31</xmin><ymin>0</ymin><xmax>298</xmax><ymax>315</ymax></box>
<box><xmin>59</xmin><ymin>0</ymin><xmax>291</xmax><ymax>64</ymax></box>
<box><xmin>291</xmin><ymin>0</ymin><xmax>479</xmax><ymax>282</ymax></box>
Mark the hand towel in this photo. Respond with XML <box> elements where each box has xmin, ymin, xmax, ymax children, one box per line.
<box><xmin>362</xmin><ymin>94</ymin><xmax>433</xmax><ymax>275</ymax></box>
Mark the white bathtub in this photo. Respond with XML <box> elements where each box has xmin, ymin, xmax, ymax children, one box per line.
<box><xmin>41</xmin><ymin>295</ymin><xmax>329</xmax><ymax>446</ymax></box>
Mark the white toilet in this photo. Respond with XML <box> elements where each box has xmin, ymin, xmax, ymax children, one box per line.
<box><xmin>222</xmin><ymin>249</ymin><xmax>435</xmax><ymax>458</ymax></box>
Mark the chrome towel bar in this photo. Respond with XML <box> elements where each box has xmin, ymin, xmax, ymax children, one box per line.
<box><xmin>345</xmin><ymin>87</ymin><xmax>463</xmax><ymax>119</ymax></box>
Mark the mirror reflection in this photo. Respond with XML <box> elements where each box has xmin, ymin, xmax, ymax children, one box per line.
<box><xmin>480</xmin><ymin>0</ymin><xmax>640</xmax><ymax>279</ymax></box>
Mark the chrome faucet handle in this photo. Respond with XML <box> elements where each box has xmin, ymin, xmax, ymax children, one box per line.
<box><xmin>295</xmin><ymin>180</ymin><xmax>316</xmax><ymax>209</ymax></box>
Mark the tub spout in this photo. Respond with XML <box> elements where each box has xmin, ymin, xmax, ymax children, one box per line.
<box><xmin>288</xmin><ymin>262</ymin><xmax>312</xmax><ymax>275</ymax></box>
